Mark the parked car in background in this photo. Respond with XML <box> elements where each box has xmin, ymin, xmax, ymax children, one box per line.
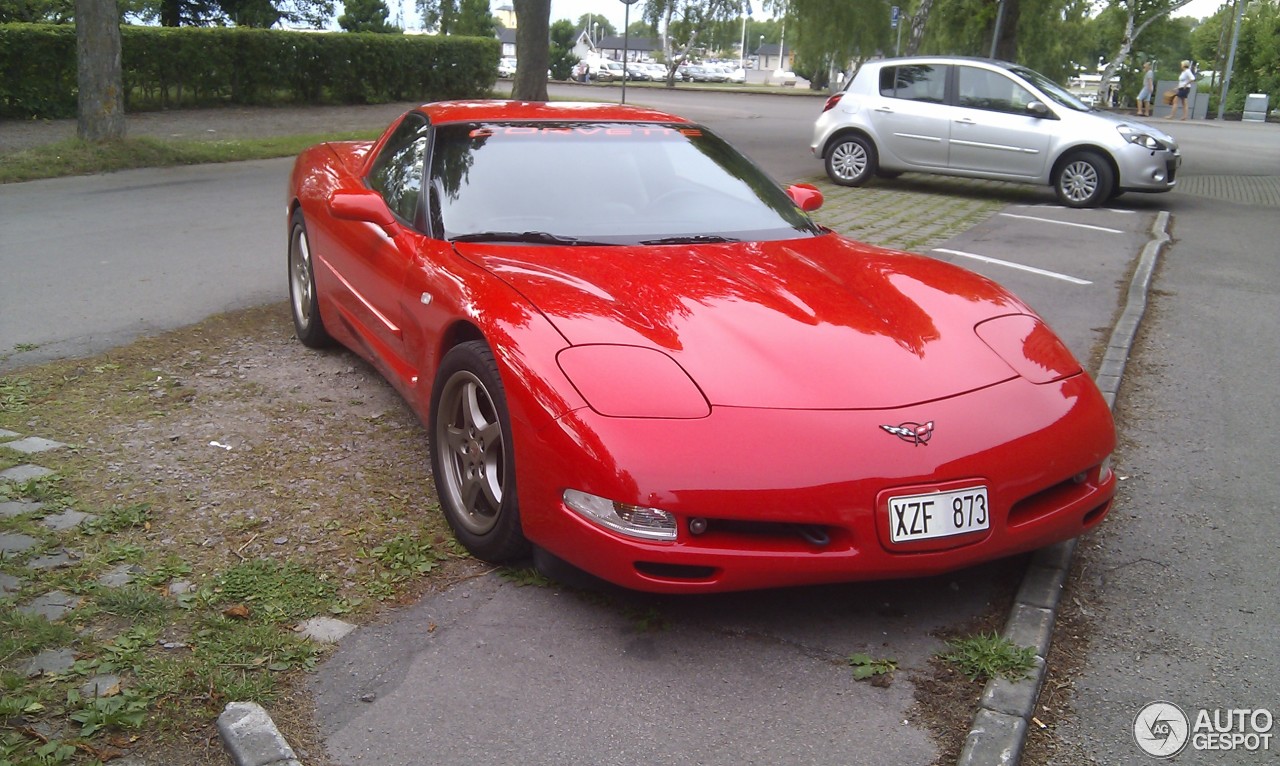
<box><xmin>725</xmin><ymin>66</ymin><xmax>747</xmax><ymax>84</ymax></box>
<box><xmin>585</xmin><ymin>58</ymin><xmax>629</xmax><ymax>83</ymax></box>
<box><xmin>810</xmin><ymin>56</ymin><xmax>1181</xmax><ymax>207</ymax></box>
<box><xmin>497</xmin><ymin>57</ymin><xmax>517</xmax><ymax>78</ymax></box>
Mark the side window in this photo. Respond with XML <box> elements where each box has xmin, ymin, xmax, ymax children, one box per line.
<box><xmin>879</xmin><ymin>64</ymin><xmax>946</xmax><ymax>103</ymax></box>
<box><xmin>367</xmin><ymin>113</ymin><xmax>430</xmax><ymax>226</ymax></box>
<box><xmin>957</xmin><ymin>67</ymin><xmax>1037</xmax><ymax>114</ymax></box>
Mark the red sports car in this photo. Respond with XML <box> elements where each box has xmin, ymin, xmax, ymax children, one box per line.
<box><xmin>287</xmin><ymin>100</ymin><xmax>1116</xmax><ymax>593</ymax></box>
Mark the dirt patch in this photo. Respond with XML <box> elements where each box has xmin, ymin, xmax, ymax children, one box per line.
<box><xmin>1</xmin><ymin>304</ymin><xmax>493</xmax><ymax>764</ymax></box>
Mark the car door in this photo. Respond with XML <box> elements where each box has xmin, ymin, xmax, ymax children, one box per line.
<box><xmin>333</xmin><ymin>112</ymin><xmax>430</xmax><ymax>379</ymax></box>
<box><xmin>866</xmin><ymin>63</ymin><xmax>951</xmax><ymax>169</ymax></box>
<box><xmin>947</xmin><ymin>65</ymin><xmax>1051</xmax><ymax>180</ymax></box>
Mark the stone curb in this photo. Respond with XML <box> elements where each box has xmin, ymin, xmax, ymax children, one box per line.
<box><xmin>217</xmin><ymin>701</ymin><xmax>303</xmax><ymax>766</ymax></box>
<box><xmin>954</xmin><ymin>210</ymin><xmax>1171</xmax><ymax>766</ymax></box>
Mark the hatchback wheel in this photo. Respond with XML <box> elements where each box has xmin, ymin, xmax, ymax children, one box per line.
<box><xmin>1054</xmin><ymin>151</ymin><xmax>1113</xmax><ymax>208</ymax></box>
<box><xmin>825</xmin><ymin>134</ymin><xmax>878</xmax><ymax>187</ymax></box>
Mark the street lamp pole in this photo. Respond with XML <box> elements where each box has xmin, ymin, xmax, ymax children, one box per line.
<box><xmin>621</xmin><ymin>0</ymin><xmax>639</xmax><ymax>104</ymax></box>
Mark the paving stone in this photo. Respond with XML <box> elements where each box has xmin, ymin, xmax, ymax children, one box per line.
<box><xmin>98</xmin><ymin>563</ymin><xmax>144</xmax><ymax>588</ymax></box>
<box><xmin>19</xmin><ymin>590</ymin><xmax>82</xmax><ymax>621</ymax></box>
<box><xmin>1</xmin><ymin>499</ymin><xmax>44</xmax><ymax>517</ymax></box>
<box><xmin>0</xmin><ymin>532</ymin><xmax>40</xmax><ymax>555</ymax></box>
<box><xmin>295</xmin><ymin>616</ymin><xmax>357</xmax><ymax>644</ymax></box>
<box><xmin>79</xmin><ymin>674</ymin><xmax>122</xmax><ymax>698</ymax></box>
<box><xmin>22</xmin><ymin>647</ymin><xmax>77</xmax><ymax>677</ymax></box>
<box><xmin>41</xmin><ymin>509</ymin><xmax>95</xmax><ymax>531</ymax></box>
<box><xmin>5</xmin><ymin>436</ymin><xmax>66</xmax><ymax>454</ymax></box>
<box><xmin>168</xmin><ymin>580</ymin><xmax>195</xmax><ymax>596</ymax></box>
<box><xmin>27</xmin><ymin>550</ymin><xmax>79</xmax><ymax>570</ymax></box>
<box><xmin>0</xmin><ymin>571</ymin><xmax>24</xmax><ymax>595</ymax></box>
<box><xmin>0</xmin><ymin>428</ymin><xmax>19</xmax><ymax>438</ymax></box>
<box><xmin>0</xmin><ymin>464</ymin><xmax>55</xmax><ymax>482</ymax></box>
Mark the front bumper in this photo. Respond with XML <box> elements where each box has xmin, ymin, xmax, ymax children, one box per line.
<box><xmin>1117</xmin><ymin>147</ymin><xmax>1181</xmax><ymax>192</ymax></box>
<box><xmin>514</xmin><ymin>374</ymin><xmax>1116</xmax><ymax>593</ymax></box>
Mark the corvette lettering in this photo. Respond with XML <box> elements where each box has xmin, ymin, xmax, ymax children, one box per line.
<box><xmin>469</xmin><ymin>126</ymin><xmax>703</xmax><ymax>139</ymax></box>
<box><xmin>881</xmin><ymin>421</ymin><xmax>934</xmax><ymax>446</ymax></box>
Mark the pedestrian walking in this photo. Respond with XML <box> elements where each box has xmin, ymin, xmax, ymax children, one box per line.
<box><xmin>1167</xmin><ymin>60</ymin><xmax>1195</xmax><ymax>120</ymax></box>
<box><xmin>1136</xmin><ymin>62</ymin><xmax>1154</xmax><ymax>117</ymax></box>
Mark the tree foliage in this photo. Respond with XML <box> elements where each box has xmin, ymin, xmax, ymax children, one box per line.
<box><xmin>549</xmin><ymin>17</ymin><xmax>578</xmax><ymax>80</ymax></box>
<box><xmin>1</xmin><ymin>0</ymin><xmax>74</xmax><ymax>22</ymax></box>
<box><xmin>337</xmin><ymin>0</ymin><xmax>399</xmax><ymax>32</ymax></box>
<box><xmin>787</xmin><ymin>0</ymin><xmax>888</xmax><ymax>88</ymax></box>
<box><xmin>577</xmin><ymin>12</ymin><xmax>616</xmax><ymax>39</ymax></box>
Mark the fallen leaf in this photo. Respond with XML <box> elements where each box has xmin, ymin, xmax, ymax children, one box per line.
<box><xmin>222</xmin><ymin>604</ymin><xmax>251</xmax><ymax>620</ymax></box>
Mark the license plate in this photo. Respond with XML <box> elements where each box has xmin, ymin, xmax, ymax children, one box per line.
<box><xmin>888</xmin><ymin>486</ymin><xmax>989</xmax><ymax>543</ymax></box>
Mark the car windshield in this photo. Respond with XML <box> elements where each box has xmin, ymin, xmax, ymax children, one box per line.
<box><xmin>429</xmin><ymin>121</ymin><xmax>821</xmax><ymax>245</ymax></box>
<box><xmin>1007</xmin><ymin>65</ymin><xmax>1091</xmax><ymax>112</ymax></box>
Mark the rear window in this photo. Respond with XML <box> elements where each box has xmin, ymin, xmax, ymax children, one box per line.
<box><xmin>878</xmin><ymin>64</ymin><xmax>947</xmax><ymax>103</ymax></box>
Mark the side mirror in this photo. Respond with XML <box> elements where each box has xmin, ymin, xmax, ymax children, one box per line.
<box><xmin>1027</xmin><ymin>101</ymin><xmax>1051</xmax><ymax>118</ymax></box>
<box><xmin>786</xmin><ymin>183</ymin><xmax>824</xmax><ymax>212</ymax></box>
<box><xmin>328</xmin><ymin>189</ymin><xmax>399</xmax><ymax>237</ymax></box>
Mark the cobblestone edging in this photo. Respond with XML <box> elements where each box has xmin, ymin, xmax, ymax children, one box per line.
<box><xmin>954</xmin><ymin>211</ymin><xmax>1171</xmax><ymax>766</ymax></box>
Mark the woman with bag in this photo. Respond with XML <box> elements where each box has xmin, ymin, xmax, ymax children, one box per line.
<box><xmin>1167</xmin><ymin>60</ymin><xmax>1195</xmax><ymax>120</ymax></box>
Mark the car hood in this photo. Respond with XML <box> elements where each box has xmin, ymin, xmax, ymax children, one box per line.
<box><xmin>455</xmin><ymin>235</ymin><xmax>1038</xmax><ymax>409</ymax></box>
<box><xmin>1073</xmin><ymin>108</ymin><xmax>1178</xmax><ymax>148</ymax></box>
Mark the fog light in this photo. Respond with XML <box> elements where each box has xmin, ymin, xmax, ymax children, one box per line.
<box><xmin>689</xmin><ymin>517</ymin><xmax>708</xmax><ymax>535</ymax></box>
<box><xmin>563</xmin><ymin>489</ymin><xmax>677</xmax><ymax>542</ymax></box>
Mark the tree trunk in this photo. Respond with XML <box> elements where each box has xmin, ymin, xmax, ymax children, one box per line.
<box><xmin>906</xmin><ymin>0</ymin><xmax>934</xmax><ymax>56</ymax></box>
<box><xmin>76</xmin><ymin>0</ymin><xmax>126</xmax><ymax>142</ymax></box>
<box><xmin>993</xmin><ymin>0</ymin><xmax>1019</xmax><ymax>61</ymax></box>
<box><xmin>512</xmin><ymin>0</ymin><xmax>550</xmax><ymax>101</ymax></box>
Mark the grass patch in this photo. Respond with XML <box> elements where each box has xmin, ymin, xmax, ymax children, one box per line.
<box><xmin>941</xmin><ymin>631</ymin><xmax>1037</xmax><ymax>682</ymax></box>
<box><xmin>0</xmin><ymin>131</ymin><xmax>380</xmax><ymax>184</ymax></box>
<box><xmin>0</xmin><ymin>305</ymin><xmax>475</xmax><ymax>765</ymax></box>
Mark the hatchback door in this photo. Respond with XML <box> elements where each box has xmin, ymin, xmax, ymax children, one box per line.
<box><xmin>947</xmin><ymin>65</ymin><xmax>1051</xmax><ymax>180</ymax></box>
<box><xmin>865</xmin><ymin>63</ymin><xmax>952</xmax><ymax>170</ymax></box>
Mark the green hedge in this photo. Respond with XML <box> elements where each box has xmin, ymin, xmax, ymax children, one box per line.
<box><xmin>0</xmin><ymin>23</ymin><xmax>499</xmax><ymax>119</ymax></box>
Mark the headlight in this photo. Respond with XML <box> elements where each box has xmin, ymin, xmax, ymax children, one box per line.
<box><xmin>1117</xmin><ymin>125</ymin><xmax>1165</xmax><ymax>150</ymax></box>
<box><xmin>557</xmin><ymin>345</ymin><xmax>709</xmax><ymax>418</ymax></box>
<box><xmin>975</xmin><ymin>314</ymin><xmax>1081</xmax><ymax>384</ymax></box>
<box><xmin>563</xmin><ymin>489</ymin><xmax>678</xmax><ymax>541</ymax></box>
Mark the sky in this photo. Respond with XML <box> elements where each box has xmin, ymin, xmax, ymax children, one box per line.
<box><xmin>386</xmin><ymin>1</ymin><xmax>1224</xmax><ymax>34</ymax></box>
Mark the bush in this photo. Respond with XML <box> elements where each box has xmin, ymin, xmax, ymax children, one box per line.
<box><xmin>0</xmin><ymin>23</ymin><xmax>499</xmax><ymax>119</ymax></box>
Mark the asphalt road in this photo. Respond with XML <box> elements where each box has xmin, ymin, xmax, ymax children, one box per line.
<box><xmin>3</xmin><ymin>90</ymin><xmax>1277</xmax><ymax>765</ymax></box>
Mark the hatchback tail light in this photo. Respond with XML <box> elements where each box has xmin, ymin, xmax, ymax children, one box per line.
<box><xmin>822</xmin><ymin>93</ymin><xmax>843</xmax><ymax>112</ymax></box>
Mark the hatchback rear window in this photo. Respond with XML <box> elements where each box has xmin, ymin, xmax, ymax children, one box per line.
<box><xmin>878</xmin><ymin>64</ymin><xmax>947</xmax><ymax>103</ymax></box>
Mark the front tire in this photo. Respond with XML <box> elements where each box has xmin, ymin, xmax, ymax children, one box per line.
<box><xmin>825</xmin><ymin>134</ymin><xmax>878</xmax><ymax>187</ymax></box>
<box><xmin>1054</xmin><ymin>151</ymin><xmax>1113</xmax><ymax>208</ymax></box>
<box><xmin>288</xmin><ymin>209</ymin><xmax>333</xmax><ymax>348</ymax></box>
<box><xmin>430</xmin><ymin>341</ymin><xmax>529</xmax><ymax>562</ymax></box>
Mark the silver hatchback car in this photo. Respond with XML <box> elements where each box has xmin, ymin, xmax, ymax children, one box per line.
<box><xmin>811</xmin><ymin>56</ymin><xmax>1181</xmax><ymax>207</ymax></box>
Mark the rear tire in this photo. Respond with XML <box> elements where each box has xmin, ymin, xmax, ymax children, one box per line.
<box><xmin>1054</xmin><ymin>151</ymin><xmax>1113</xmax><ymax>208</ymax></box>
<box><xmin>824</xmin><ymin>134</ymin><xmax>878</xmax><ymax>187</ymax></box>
<box><xmin>288</xmin><ymin>209</ymin><xmax>333</xmax><ymax>348</ymax></box>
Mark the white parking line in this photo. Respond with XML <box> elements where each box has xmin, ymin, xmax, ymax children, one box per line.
<box><xmin>933</xmin><ymin>248</ymin><xmax>1093</xmax><ymax>285</ymax></box>
<box><xmin>1014</xmin><ymin>204</ymin><xmax>1135</xmax><ymax>215</ymax></box>
<box><xmin>998</xmin><ymin>212</ymin><xmax>1125</xmax><ymax>233</ymax></box>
